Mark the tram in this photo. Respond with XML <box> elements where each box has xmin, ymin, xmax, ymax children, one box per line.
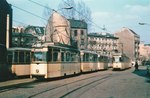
<box><xmin>30</xmin><ymin>42</ymin><xmax>80</xmax><ymax>79</ymax></box>
<box><xmin>112</xmin><ymin>53</ymin><xmax>130</xmax><ymax>70</ymax></box>
<box><xmin>7</xmin><ymin>47</ymin><xmax>31</xmax><ymax>76</ymax></box>
<box><xmin>80</xmin><ymin>50</ymin><xmax>98</xmax><ymax>72</ymax></box>
<box><xmin>97</xmin><ymin>55</ymin><xmax>108</xmax><ymax>70</ymax></box>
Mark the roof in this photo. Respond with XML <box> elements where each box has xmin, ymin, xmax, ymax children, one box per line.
<box><xmin>12</xmin><ymin>32</ymin><xmax>37</xmax><ymax>38</ymax></box>
<box><xmin>118</xmin><ymin>27</ymin><xmax>139</xmax><ymax>36</ymax></box>
<box><xmin>24</xmin><ymin>26</ymin><xmax>45</xmax><ymax>35</ymax></box>
<box><xmin>128</xmin><ymin>28</ymin><xmax>138</xmax><ymax>35</ymax></box>
<box><xmin>88</xmin><ymin>33</ymin><xmax>118</xmax><ymax>39</ymax></box>
<box><xmin>68</xmin><ymin>19</ymin><xmax>87</xmax><ymax>29</ymax></box>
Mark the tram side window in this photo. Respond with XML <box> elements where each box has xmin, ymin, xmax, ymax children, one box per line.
<box><xmin>119</xmin><ymin>57</ymin><xmax>123</xmax><ymax>62</ymax></box>
<box><xmin>104</xmin><ymin>56</ymin><xmax>108</xmax><ymax>62</ymax></box>
<box><xmin>73</xmin><ymin>52</ymin><xmax>79</xmax><ymax>62</ymax></box>
<box><xmin>86</xmin><ymin>53</ymin><xmax>89</xmax><ymax>62</ymax></box>
<box><xmin>70</xmin><ymin>54</ymin><xmax>73</xmax><ymax>61</ymax></box>
<box><xmin>14</xmin><ymin>52</ymin><xmax>19</xmax><ymax>63</ymax></box>
<box><xmin>83</xmin><ymin>54</ymin><xmax>86</xmax><ymax>62</ymax></box>
<box><xmin>53</xmin><ymin>49</ymin><xmax>61</xmax><ymax>62</ymax></box>
<box><xmin>47</xmin><ymin>49</ymin><xmax>52</xmax><ymax>62</ymax></box>
<box><xmin>89</xmin><ymin>54</ymin><xmax>93</xmax><ymax>61</ymax></box>
<box><xmin>66</xmin><ymin>52</ymin><xmax>70</xmax><ymax>61</ymax></box>
<box><xmin>70</xmin><ymin>53</ymin><xmax>76</xmax><ymax>62</ymax></box>
<box><xmin>7</xmin><ymin>52</ymin><xmax>13</xmax><ymax>64</ymax></box>
<box><xmin>112</xmin><ymin>57</ymin><xmax>115</xmax><ymax>62</ymax></box>
<box><xmin>53</xmin><ymin>52</ymin><xmax>58</xmax><ymax>61</ymax></box>
<box><xmin>26</xmin><ymin>52</ymin><xmax>31</xmax><ymax>63</ymax></box>
<box><xmin>19</xmin><ymin>51</ymin><xmax>24</xmax><ymax>63</ymax></box>
<box><xmin>61</xmin><ymin>52</ymin><xmax>65</xmax><ymax>62</ymax></box>
<box><xmin>93</xmin><ymin>55</ymin><xmax>97</xmax><ymax>62</ymax></box>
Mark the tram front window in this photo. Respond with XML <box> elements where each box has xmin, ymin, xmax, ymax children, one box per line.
<box><xmin>113</xmin><ymin>57</ymin><xmax>120</xmax><ymax>62</ymax></box>
<box><xmin>33</xmin><ymin>52</ymin><xmax>46</xmax><ymax>61</ymax></box>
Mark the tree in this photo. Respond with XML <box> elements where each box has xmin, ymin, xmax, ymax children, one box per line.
<box><xmin>58</xmin><ymin>0</ymin><xmax>92</xmax><ymax>32</ymax></box>
<box><xmin>76</xmin><ymin>1</ymin><xmax>92</xmax><ymax>32</ymax></box>
<box><xmin>42</xmin><ymin>4</ymin><xmax>53</xmax><ymax>25</ymax></box>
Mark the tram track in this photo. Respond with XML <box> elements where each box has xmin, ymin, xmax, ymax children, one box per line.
<box><xmin>0</xmin><ymin>72</ymin><xmax>107</xmax><ymax>94</ymax></box>
<box><xmin>0</xmin><ymin>71</ymin><xmax>118</xmax><ymax>98</ymax></box>
<box><xmin>60</xmin><ymin>75</ymin><xmax>112</xmax><ymax>98</ymax></box>
<box><xmin>28</xmin><ymin>72</ymin><xmax>116</xmax><ymax>98</ymax></box>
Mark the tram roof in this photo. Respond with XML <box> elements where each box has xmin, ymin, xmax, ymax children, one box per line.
<box><xmin>80</xmin><ymin>50</ymin><xmax>97</xmax><ymax>54</ymax></box>
<box><xmin>33</xmin><ymin>42</ymin><xmax>79</xmax><ymax>51</ymax></box>
<box><xmin>8</xmin><ymin>47</ymin><xmax>31</xmax><ymax>51</ymax></box>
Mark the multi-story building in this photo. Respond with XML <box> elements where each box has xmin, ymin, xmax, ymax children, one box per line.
<box><xmin>12</xmin><ymin>26</ymin><xmax>39</xmax><ymax>47</ymax></box>
<box><xmin>24</xmin><ymin>25</ymin><xmax>45</xmax><ymax>42</ymax></box>
<box><xmin>69</xmin><ymin>19</ymin><xmax>88</xmax><ymax>50</ymax></box>
<box><xmin>45</xmin><ymin>11</ymin><xmax>88</xmax><ymax>49</ymax></box>
<box><xmin>139</xmin><ymin>42</ymin><xmax>150</xmax><ymax>62</ymax></box>
<box><xmin>0</xmin><ymin>0</ymin><xmax>12</xmax><ymax>48</ymax></box>
<box><xmin>12</xmin><ymin>32</ymin><xmax>38</xmax><ymax>48</ymax></box>
<box><xmin>45</xmin><ymin>12</ymin><xmax>71</xmax><ymax>45</ymax></box>
<box><xmin>114</xmin><ymin>27</ymin><xmax>140</xmax><ymax>62</ymax></box>
<box><xmin>87</xmin><ymin>32</ymin><xmax>118</xmax><ymax>56</ymax></box>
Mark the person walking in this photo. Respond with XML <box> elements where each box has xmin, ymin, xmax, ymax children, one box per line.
<box><xmin>135</xmin><ymin>61</ymin><xmax>139</xmax><ymax>71</ymax></box>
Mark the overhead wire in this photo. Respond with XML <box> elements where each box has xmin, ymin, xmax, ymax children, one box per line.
<box><xmin>62</xmin><ymin>0</ymin><xmax>106</xmax><ymax>31</ymax></box>
<box><xmin>28</xmin><ymin>0</ymin><xmax>106</xmax><ymax>31</ymax></box>
<box><xmin>12</xmin><ymin>0</ymin><xmax>107</xmax><ymax>32</ymax></box>
<box><xmin>28</xmin><ymin>0</ymin><xmax>54</xmax><ymax>11</ymax></box>
<box><xmin>13</xmin><ymin>20</ymin><xmax>28</xmax><ymax>26</ymax></box>
<box><xmin>12</xmin><ymin>4</ymin><xmax>47</xmax><ymax>21</ymax></box>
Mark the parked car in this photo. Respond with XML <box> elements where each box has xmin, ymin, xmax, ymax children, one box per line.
<box><xmin>144</xmin><ymin>61</ymin><xmax>150</xmax><ymax>74</ymax></box>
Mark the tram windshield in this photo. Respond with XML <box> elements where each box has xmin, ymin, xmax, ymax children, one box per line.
<box><xmin>33</xmin><ymin>52</ymin><xmax>47</xmax><ymax>61</ymax></box>
<box><xmin>113</xmin><ymin>56</ymin><xmax>122</xmax><ymax>62</ymax></box>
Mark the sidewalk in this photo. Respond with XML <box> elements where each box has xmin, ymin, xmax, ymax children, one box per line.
<box><xmin>0</xmin><ymin>78</ymin><xmax>35</xmax><ymax>89</ymax></box>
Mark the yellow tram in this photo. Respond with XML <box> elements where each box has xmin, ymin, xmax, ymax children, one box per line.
<box><xmin>7</xmin><ymin>47</ymin><xmax>31</xmax><ymax>76</ymax></box>
<box><xmin>112</xmin><ymin>53</ymin><xmax>130</xmax><ymax>70</ymax></box>
<box><xmin>80</xmin><ymin>50</ymin><xmax>98</xmax><ymax>72</ymax></box>
<box><xmin>30</xmin><ymin>42</ymin><xmax>80</xmax><ymax>79</ymax></box>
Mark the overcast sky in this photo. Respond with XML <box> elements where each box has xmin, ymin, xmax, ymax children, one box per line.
<box><xmin>7</xmin><ymin>0</ymin><xmax>150</xmax><ymax>44</ymax></box>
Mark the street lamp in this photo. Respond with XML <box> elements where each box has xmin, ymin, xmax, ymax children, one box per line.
<box><xmin>62</xmin><ymin>7</ymin><xmax>73</xmax><ymax>10</ymax></box>
<box><xmin>139</xmin><ymin>22</ymin><xmax>150</xmax><ymax>25</ymax></box>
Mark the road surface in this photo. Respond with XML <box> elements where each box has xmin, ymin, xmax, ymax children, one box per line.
<box><xmin>0</xmin><ymin>66</ymin><xmax>149</xmax><ymax>98</ymax></box>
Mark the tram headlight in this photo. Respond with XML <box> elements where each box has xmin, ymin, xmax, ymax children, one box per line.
<box><xmin>36</xmin><ymin>69</ymin><xmax>39</xmax><ymax>73</ymax></box>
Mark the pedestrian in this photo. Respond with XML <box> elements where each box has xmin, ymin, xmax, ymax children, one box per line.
<box><xmin>135</xmin><ymin>61</ymin><xmax>139</xmax><ymax>71</ymax></box>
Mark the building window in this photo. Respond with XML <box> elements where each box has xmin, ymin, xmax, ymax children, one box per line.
<box><xmin>74</xmin><ymin>30</ymin><xmax>77</xmax><ymax>36</ymax></box>
<box><xmin>81</xmin><ymin>30</ymin><xmax>84</xmax><ymax>35</ymax></box>
<box><xmin>81</xmin><ymin>39</ymin><xmax>84</xmax><ymax>44</ymax></box>
<box><xmin>15</xmin><ymin>38</ymin><xmax>18</xmax><ymax>41</ymax></box>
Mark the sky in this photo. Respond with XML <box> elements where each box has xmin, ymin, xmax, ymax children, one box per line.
<box><xmin>7</xmin><ymin>0</ymin><xmax>150</xmax><ymax>44</ymax></box>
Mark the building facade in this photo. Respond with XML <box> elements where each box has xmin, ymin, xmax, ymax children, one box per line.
<box><xmin>12</xmin><ymin>26</ymin><xmax>39</xmax><ymax>47</ymax></box>
<box><xmin>87</xmin><ymin>32</ymin><xmax>118</xmax><ymax>56</ymax></box>
<box><xmin>45</xmin><ymin>12</ymin><xmax>71</xmax><ymax>45</ymax></box>
<box><xmin>24</xmin><ymin>25</ymin><xmax>45</xmax><ymax>42</ymax></box>
<box><xmin>69</xmin><ymin>19</ymin><xmax>88</xmax><ymax>49</ymax></box>
<box><xmin>139</xmin><ymin>42</ymin><xmax>150</xmax><ymax>62</ymax></box>
<box><xmin>0</xmin><ymin>0</ymin><xmax>12</xmax><ymax>48</ymax></box>
<box><xmin>12</xmin><ymin>32</ymin><xmax>38</xmax><ymax>48</ymax></box>
<box><xmin>115</xmin><ymin>27</ymin><xmax>140</xmax><ymax>62</ymax></box>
